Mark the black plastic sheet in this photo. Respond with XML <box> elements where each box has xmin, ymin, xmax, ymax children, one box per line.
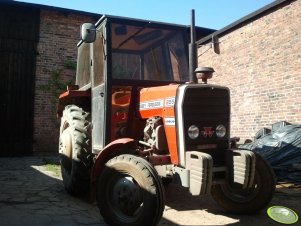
<box><xmin>240</xmin><ymin>124</ymin><xmax>301</xmax><ymax>184</ymax></box>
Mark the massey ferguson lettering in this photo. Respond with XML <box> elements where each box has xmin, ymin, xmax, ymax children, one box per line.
<box><xmin>139</xmin><ymin>99</ymin><xmax>164</xmax><ymax>110</ymax></box>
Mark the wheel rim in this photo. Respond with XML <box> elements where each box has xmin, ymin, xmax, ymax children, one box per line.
<box><xmin>221</xmin><ymin>174</ymin><xmax>262</xmax><ymax>203</ymax></box>
<box><xmin>108</xmin><ymin>174</ymin><xmax>143</xmax><ymax>220</ymax></box>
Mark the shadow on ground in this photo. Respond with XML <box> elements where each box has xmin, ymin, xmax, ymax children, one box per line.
<box><xmin>0</xmin><ymin>155</ymin><xmax>300</xmax><ymax>226</ymax></box>
<box><xmin>0</xmin><ymin>155</ymin><xmax>178</xmax><ymax>226</ymax></box>
<box><xmin>158</xmin><ymin>182</ymin><xmax>301</xmax><ymax>226</ymax></box>
<box><xmin>0</xmin><ymin>155</ymin><xmax>103</xmax><ymax>226</ymax></box>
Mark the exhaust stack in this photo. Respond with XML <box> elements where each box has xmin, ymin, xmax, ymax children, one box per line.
<box><xmin>189</xmin><ymin>9</ymin><xmax>197</xmax><ymax>83</ymax></box>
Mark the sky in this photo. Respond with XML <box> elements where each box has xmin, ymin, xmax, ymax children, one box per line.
<box><xmin>17</xmin><ymin>0</ymin><xmax>275</xmax><ymax>30</ymax></box>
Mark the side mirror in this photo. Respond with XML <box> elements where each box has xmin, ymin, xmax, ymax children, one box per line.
<box><xmin>81</xmin><ymin>23</ymin><xmax>96</xmax><ymax>43</ymax></box>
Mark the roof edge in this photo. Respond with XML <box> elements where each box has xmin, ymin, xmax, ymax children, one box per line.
<box><xmin>197</xmin><ymin>0</ymin><xmax>294</xmax><ymax>45</ymax></box>
<box><xmin>4</xmin><ymin>1</ymin><xmax>215</xmax><ymax>36</ymax></box>
<box><xmin>3</xmin><ymin>0</ymin><xmax>101</xmax><ymax>19</ymax></box>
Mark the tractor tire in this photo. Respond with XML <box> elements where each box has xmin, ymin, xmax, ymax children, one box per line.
<box><xmin>96</xmin><ymin>154</ymin><xmax>165</xmax><ymax>226</ymax></box>
<box><xmin>59</xmin><ymin>105</ymin><xmax>93</xmax><ymax>196</ymax></box>
<box><xmin>211</xmin><ymin>153</ymin><xmax>276</xmax><ymax>214</ymax></box>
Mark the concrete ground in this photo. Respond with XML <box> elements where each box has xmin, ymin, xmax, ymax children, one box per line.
<box><xmin>0</xmin><ymin>155</ymin><xmax>300</xmax><ymax>226</ymax></box>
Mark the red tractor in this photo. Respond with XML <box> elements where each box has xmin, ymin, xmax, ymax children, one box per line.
<box><xmin>57</xmin><ymin>12</ymin><xmax>275</xmax><ymax>226</ymax></box>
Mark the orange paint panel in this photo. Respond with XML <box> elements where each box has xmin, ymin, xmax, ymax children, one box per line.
<box><xmin>138</xmin><ymin>84</ymin><xmax>178</xmax><ymax>118</ymax></box>
<box><xmin>138</xmin><ymin>84</ymin><xmax>180</xmax><ymax>164</ymax></box>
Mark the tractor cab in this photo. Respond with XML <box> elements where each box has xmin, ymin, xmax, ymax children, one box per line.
<box><xmin>76</xmin><ymin>16</ymin><xmax>191</xmax><ymax>153</ymax></box>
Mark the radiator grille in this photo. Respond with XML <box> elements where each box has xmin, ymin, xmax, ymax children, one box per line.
<box><xmin>182</xmin><ymin>86</ymin><xmax>230</xmax><ymax>150</ymax></box>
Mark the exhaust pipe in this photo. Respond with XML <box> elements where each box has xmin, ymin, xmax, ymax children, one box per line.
<box><xmin>189</xmin><ymin>9</ymin><xmax>197</xmax><ymax>83</ymax></box>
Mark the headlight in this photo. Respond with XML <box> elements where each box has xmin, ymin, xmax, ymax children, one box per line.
<box><xmin>216</xmin><ymin>124</ymin><xmax>226</xmax><ymax>138</ymax></box>
<box><xmin>188</xmin><ymin>125</ymin><xmax>199</xmax><ymax>139</ymax></box>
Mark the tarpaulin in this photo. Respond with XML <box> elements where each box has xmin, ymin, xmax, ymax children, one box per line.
<box><xmin>240</xmin><ymin>124</ymin><xmax>301</xmax><ymax>184</ymax></box>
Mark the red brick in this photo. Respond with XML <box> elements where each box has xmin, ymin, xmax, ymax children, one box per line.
<box><xmin>33</xmin><ymin>10</ymin><xmax>97</xmax><ymax>152</ymax></box>
<box><xmin>198</xmin><ymin>0</ymin><xmax>301</xmax><ymax>142</ymax></box>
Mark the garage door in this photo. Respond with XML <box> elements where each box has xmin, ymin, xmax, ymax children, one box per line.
<box><xmin>0</xmin><ymin>4</ymin><xmax>39</xmax><ymax>156</ymax></box>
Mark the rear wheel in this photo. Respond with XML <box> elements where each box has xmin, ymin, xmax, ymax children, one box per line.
<box><xmin>96</xmin><ymin>154</ymin><xmax>165</xmax><ymax>226</ymax></box>
<box><xmin>211</xmin><ymin>154</ymin><xmax>276</xmax><ymax>214</ymax></box>
<box><xmin>59</xmin><ymin>105</ymin><xmax>93</xmax><ymax>195</ymax></box>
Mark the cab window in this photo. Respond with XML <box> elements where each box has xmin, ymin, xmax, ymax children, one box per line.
<box><xmin>111</xmin><ymin>23</ymin><xmax>189</xmax><ymax>82</ymax></box>
<box><xmin>76</xmin><ymin>42</ymin><xmax>90</xmax><ymax>88</ymax></box>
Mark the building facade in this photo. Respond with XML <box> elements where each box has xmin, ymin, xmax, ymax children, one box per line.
<box><xmin>0</xmin><ymin>1</ymin><xmax>214</xmax><ymax>155</ymax></box>
<box><xmin>197</xmin><ymin>0</ymin><xmax>301</xmax><ymax>142</ymax></box>
<box><xmin>0</xmin><ymin>1</ymin><xmax>99</xmax><ymax>155</ymax></box>
<box><xmin>34</xmin><ymin>8</ymin><xmax>98</xmax><ymax>153</ymax></box>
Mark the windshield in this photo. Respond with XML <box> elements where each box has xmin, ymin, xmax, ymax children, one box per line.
<box><xmin>111</xmin><ymin>23</ymin><xmax>189</xmax><ymax>82</ymax></box>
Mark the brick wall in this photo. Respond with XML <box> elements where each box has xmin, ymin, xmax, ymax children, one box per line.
<box><xmin>197</xmin><ymin>0</ymin><xmax>301</xmax><ymax>142</ymax></box>
<box><xmin>34</xmin><ymin>10</ymin><xmax>97</xmax><ymax>152</ymax></box>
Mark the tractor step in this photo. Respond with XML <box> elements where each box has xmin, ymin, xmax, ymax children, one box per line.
<box><xmin>186</xmin><ymin>151</ymin><xmax>213</xmax><ymax>196</ymax></box>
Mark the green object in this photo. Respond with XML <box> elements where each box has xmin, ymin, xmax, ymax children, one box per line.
<box><xmin>267</xmin><ymin>206</ymin><xmax>298</xmax><ymax>224</ymax></box>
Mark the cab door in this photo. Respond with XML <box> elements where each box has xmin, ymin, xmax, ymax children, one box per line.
<box><xmin>91</xmin><ymin>23</ymin><xmax>107</xmax><ymax>153</ymax></box>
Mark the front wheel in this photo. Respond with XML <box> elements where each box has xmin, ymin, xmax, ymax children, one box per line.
<box><xmin>96</xmin><ymin>154</ymin><xmax>165</xmax><ymax>226</ymax></box>
<box><xmin>211</xmin><ymin>154</ymin><xmax>276</xmax><ymax>214</ymax></box>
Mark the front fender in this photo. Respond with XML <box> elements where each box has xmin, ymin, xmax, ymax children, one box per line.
<box><xmin>91</xmin><ymin>138</ymin><xmax>136</xmax><ymax>184</ymax></box>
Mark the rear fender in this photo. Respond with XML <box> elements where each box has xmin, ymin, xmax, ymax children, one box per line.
<box><xmin>91</xmin><ymin>138</ymin><xmax>136</xmax><ymax>183</ymax></box>
<box><xmin>57</xmin><ymin>89</ymin><xmax>91</xmax><ymax>117</ymax></box>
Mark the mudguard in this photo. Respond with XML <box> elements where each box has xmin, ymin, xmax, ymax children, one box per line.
<box><xmin>91</xmin><ymin>138</ymin><xmax>136</xmax><ymax>183</ymax></box>
<box><xmin>57</xmin><ymin>89</ymin><xmax>90</xmax><ymax>117</ymax></box>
